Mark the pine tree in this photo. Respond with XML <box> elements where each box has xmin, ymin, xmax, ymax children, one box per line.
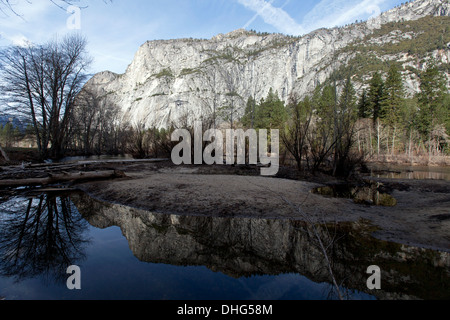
<box><xmin>315</xmin><ymin>84</ymin><xmax>336</xmax><ymax>124</ymax></box>
<box><xmin>381</xmin><ymin>64</ymin><xmax>405</xmax><ymax>154</ymax></box>
<box><xmin>241</xmin><ymin>96</ymin><xmax>257</xmax><ymax>129</ymax></box>
<box><xmin>381</xmin><ymin>65</ymin><xmax>405</xmax><ymax>124</ymax></box>
<box><xmin>358</xmin><ymin>89</ymin><xmax>371</xmax><ymax>118</ymax></box>
<box><xmin>1</xmin><ymin>122</ymin><xmax>14</xmax><ymax>148</ymax></box>
<box><xmin>255</xmin><ymin>88</ymin><xmax>287</xmax><ymax>130</ymax></box>
<box><xmin>333</xmin><ymin>77</ymin><xmax>358</xmax><ymax>175</ymax></box>
<box><xmin>443</xmin><ymin>94</ymin><xmax>450</xmax><ymax>135</ymax></box>
<box><xmin>417</xmin><ymin>60</ymin><xmax>448</xmax><ymax>138</ymax></box>
<box><xmin>367</xmin><ymin>72</ymin><xmax>385</xmax><ymax>156</ymax></box>
<box><xmin>368</xmin><ymin>72</ymin><xmax>385</xmax><ymax>123</ymax></box>
<box><xmin>339</xmin><ymin>76</ymin><xmax>357</xmax><ymax>119</ymax></box>
<box><xmin>417</xmin><ymin>60</ymin><xmax>449</xmax><ymax>154</ymax></box>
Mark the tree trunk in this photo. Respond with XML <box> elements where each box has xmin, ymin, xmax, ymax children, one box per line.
<box><xmin>357</xmin><ymin>129</ymin><xmax>361</xmax><ymax>154</ymax></box>
<box><xmin>385</xmin><ymin>127</ymin><xmax>390</xmax><ymax>155</ymax></box>
<box><xmin>377</xmin><ymin>119</ymin><xmax>381</xmax><ymax>159</ymax></box>
<box><xmin>391</xmin><ymin>126</ymin><xmax>396</xmax><ymax>156</ymax></box>
<box><xmin>0</xmin><ymin>145</ymin><xmax>10</xmax><ymax>162</ymax></box>
<box><xmin>408</xmin><ymin>130</ymin><xmax>413</xmax><ymax>160</ymax></box>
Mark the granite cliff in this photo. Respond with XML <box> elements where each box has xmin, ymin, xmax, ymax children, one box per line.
<box><xmin>83</xmin><ymin>0</ymin><xmax>450</xmax><ymax>129</ymax></box>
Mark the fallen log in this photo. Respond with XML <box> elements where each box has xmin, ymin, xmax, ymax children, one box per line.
<box><xmin>1</xmin><ymin>158</ymin><xmax>169</xmax><ymax>174</ymax></box>
<box><xmin>22</xmin><ymin>158</ymin><xmax>169</xmax><ymax>168</ymax></box>
<box><xmin>76</xmin><ymin>158</ymin><xmax>170</xmax><ymax>165</ymax></box>
<box><xmin>0</xmin><ymin>170</ymin><xmax>126</xmax><ymax>188</ymax></box>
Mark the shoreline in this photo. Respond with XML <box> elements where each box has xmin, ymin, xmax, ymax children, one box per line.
<box><xmin>365</xmin><ymin>154</ymin><xmax>450</xmax><ymax>168</ymax></box>
<box><xmin>1</xmin><ymin>159</ymin><xmax>449</xmax><ymax>252</ymax></box>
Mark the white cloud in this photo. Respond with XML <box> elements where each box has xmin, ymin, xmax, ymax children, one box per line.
<box><xmin>8</xmin><ymin>34</ymin><xmax>31</xmax><ymax>47</ymax></box>
<box><xmin>238</xmin><ymin>0</ymin><xmax>304</xmax><ymax>35</ymax></box>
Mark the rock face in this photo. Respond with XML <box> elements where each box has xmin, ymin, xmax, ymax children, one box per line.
<box><xmin>83</xmin><ymin>0</ymin><xmax>450</xmax><ymax>129</ymax></box>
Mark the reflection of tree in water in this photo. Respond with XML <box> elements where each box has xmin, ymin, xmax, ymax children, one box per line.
<box><xmin>0</xmin><ymin>192</ymin><xmax>91</xmax><ymax>284</ymax></box>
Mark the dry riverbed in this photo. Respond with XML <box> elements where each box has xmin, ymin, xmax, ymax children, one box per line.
<box><xmin>69</xmin><ymin>160</ymin><xmax>450</xmax><ymax>253</ymax></box>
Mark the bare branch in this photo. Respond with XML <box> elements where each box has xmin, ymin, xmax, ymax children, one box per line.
<box><xmin>245</xmin><ymin>178</ymin><xmax>345</xmax><ymax>300</ymax></box>
<box><xmin>0</xmin><ymin>34</ymin><xmax>92</xmax><ymax>160</ymax></box>
<box><xmin>0</xmin><ymin>0</ymin><xmax>112</xmax><ymax>17</ymax></box>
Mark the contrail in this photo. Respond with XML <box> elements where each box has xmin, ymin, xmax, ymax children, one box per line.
<box><xmin>242</xmin><ymin>0</ymin><xmax>276</xmax><ymax>29</ymax></box>
<box><xmin>238</xmin><ymin>0</ymin><xmax>304</xmax><ymax>35</ymax></box>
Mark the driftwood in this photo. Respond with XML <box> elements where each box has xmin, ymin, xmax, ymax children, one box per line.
<box><xmin>28</xmin><ymin>158</ymin><xmax>168</xmax><ymax>167</ymax></box>
<box><xmin>0</xmin><ymin>170</ymin><xmax>126</xmax><ymax>188</ymax></box>
<box><xmin>0</xmin><ymin>158</ymin><xmax>169</xmax><ymax>189</ymax></box>
<box><xmin>76</xmin><ymin>158</ymin><xmax>169</xmax><ymax>165</ymax></box>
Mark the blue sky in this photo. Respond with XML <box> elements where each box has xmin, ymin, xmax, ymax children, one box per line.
<box><xmin>0</xmin><ymin>0</ymin><xmax>406</xmax><ymax>75</ymax></box>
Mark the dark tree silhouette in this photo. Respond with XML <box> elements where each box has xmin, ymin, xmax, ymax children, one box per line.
<box><xmin>0</xmin><ymin>192</ymin><xmax>91</xmax><ymax>284</ymax></box>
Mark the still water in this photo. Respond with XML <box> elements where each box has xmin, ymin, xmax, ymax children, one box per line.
<box><xmin>368</xmin><ymin>164</ymin><xmax>450</xmax><ymax>181</ymax></box>
<box><xmin>0</xmin><ymin>191</ymin><xmax>448</xmax><ymax>300</ymax></box>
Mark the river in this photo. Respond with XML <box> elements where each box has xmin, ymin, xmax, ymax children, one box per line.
<box><xmin>0</xmin><ymin>190</ymin><xmax>448</xmax><ymax>300</ymax></box>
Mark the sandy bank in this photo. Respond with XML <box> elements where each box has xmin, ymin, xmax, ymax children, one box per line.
<box><xmin>74</xmin><ymin>161</ymin><xmax>450</xmax><ymax>253</ymax></box>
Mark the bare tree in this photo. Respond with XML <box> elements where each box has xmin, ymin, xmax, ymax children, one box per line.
<box><xmin>201</xmin><ymin>66</ymin><xmax>220</xmax><ymax>130</ymax></box>
<box><xmin>71</xmin><ymin>89</ymin><xmax>101</xmax><ymax>155</ymax></box>
<box><xmin>129</xmin><ymin>121</ymin><xmax>151</xmax><ymax>159</ymax></box>
<box><xmin>307</xmin><ymin>119</ymin><xmax>338</xmax><ymax>174</ymax></box>
<box><xmin>281</xmin><ymin>94</ymin><xmax>313</xmax><ymax>172</ymax></box>
<box><xmin>0</xmin><ymin>34</ymin><xmax>92</xmax><ymax>160</ymax></box>
<box><xmin>248</xmin><ymin>179</ymin><xmax>345</xmax><ymax>300</ymax></box>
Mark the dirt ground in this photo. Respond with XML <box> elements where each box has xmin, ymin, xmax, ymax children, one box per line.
<box><xmin>73</xmin><ymin>160</ymin><xmax>450</xmax><ymax>253</ymax></box>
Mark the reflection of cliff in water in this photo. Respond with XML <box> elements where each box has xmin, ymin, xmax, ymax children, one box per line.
<box><xmin>72</xmin><ymin>192</ymin><xmax>450</xmax><ymax>300</ymax></box>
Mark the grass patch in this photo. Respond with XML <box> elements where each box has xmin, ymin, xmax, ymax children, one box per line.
<box><xmin>180</xmin><ymin>68</ymin><xmax>203</xmax><ymax>77</ymax></box>
<box><xmin>153</xmin><ymin>68</ymin><xmax>174</xmax><ymax>79</ymax></box>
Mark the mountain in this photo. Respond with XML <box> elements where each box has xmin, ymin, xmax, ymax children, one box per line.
<box><xmin>83</xmin><ymin>0</ymin><xmax>450</xmax><ymax>129</ymax></box>
<box><xmin>0</xmin><ymin>115</ymin><xmax>28</xmax><ymax>130</ymax></box>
